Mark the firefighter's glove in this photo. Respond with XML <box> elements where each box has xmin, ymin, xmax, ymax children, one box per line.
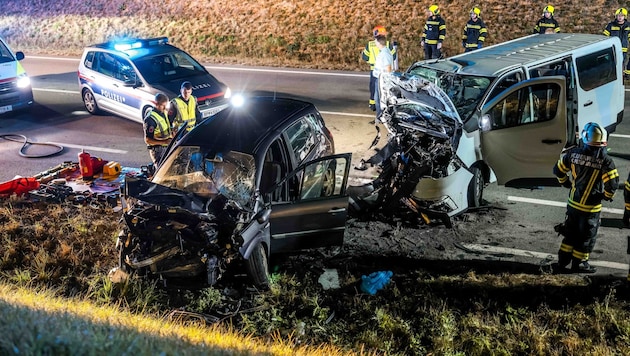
<box><xmin>623</xmin><ymin>209</ymin><xmax>630</xmax><ymax>228</ymax></box>
<box><xmin>561</xmin><ymin>180</ymin><xmax>572</xmax><ymax>189</ymax></box>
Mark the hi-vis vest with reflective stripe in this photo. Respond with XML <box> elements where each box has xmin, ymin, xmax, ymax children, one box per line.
<box><xmin>362</xmin><ymin>41</ymin><xmax>397</xmax><ymax>70</ymax></box>
<box><xmin>172</xmin><ymin>96</ymin><xmax>198</xmax><ymax>132</ymax></box>
<box><xmin>150</xmin><ymin>110</ymin><xmax>172</xmax><ymax>144</ymax></box>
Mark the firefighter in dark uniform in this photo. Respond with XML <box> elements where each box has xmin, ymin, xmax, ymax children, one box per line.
<box><xmin>462</xmin><ymin>7</ymin><xmax>488</xmax><ymax>52</ymax></box>
<box><xmin>624</xmin><ymin>170</ymin><xmax>630</xmax><ymax>281</ymax></box>
<box><xmin>420</xmin><ymin>5</ymin><xmax>446</xmax><ymax>59</ymax></box>
<box><xmin>533</xmin><ymin>5</ymin><xmax>560</xmax><ymax>34</ymax></box>
<box><xmin>554</xmin><ymin>122</ymin><xmax>619</xmax><ymax>273</ymax></box>
<box><xmin>362</xmin><ymin>26</ymin><xmax>397</xmax><ymax>112</ymax></box>
<box><xmin>603</xmin><ymin>8</ymin><xmax>630</xmax><ymax>78</ymax></box>
<box><xmin>144</xmin><ymin>93</ymin><xmax>174</xmax><ymax>166</ymax></box>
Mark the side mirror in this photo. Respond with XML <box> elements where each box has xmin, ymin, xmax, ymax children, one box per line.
<box><xmin>254</xmin><ymin>209</ymin><xmax>271</xmax><ymax>224</ymax></box>
<box><xmin>479</xmin><ymin>114</ymin><xmax>492</xmax><ymax>132</ymax></box>
<box><xmin>15</xmin><ymin>51</ymin><xmax>24</xmax><ymax>61</ymax></box>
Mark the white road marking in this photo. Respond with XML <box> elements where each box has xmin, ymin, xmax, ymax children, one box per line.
<box><xmin>320</xmin><ymin>110</ymin><xmax>373</xmax><ymax>118</ymax></box>
<box><xmin>507</xmin><ymin>195</ymin><xmax>625</xmax><ymax>215</ymax></box>
<box><xmin>47</xmin><ymin>142</ymin><xmax>128</xmax><ymax>154</ymax></box>
<box><xmin>461</xmin><ymin>243</ymin><xmax>629</xmax><ymax>271</ymax></box>
<box><xmin>611</xmin><ymin>133</ymin><xmax>630</xmax><ymax>139</ymax></box>
<box><xmin>27</xmin><ymin>55</ymin><xmax>368</xmax><ymax>77</ymax></box>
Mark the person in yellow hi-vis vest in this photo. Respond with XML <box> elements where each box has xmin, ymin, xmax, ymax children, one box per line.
<box><xmin>169</xmin><ymin>81</ymin><xmax>202</xmax><ymax>132</ymax></box>
<box><xmin>362</xmin><ymin>26</ymin><xmax>397</xmax><ymax>112</ymax></box>
<box><xmin>144</xmin><ymin>93</ymin><xmax>174</xmax><ymax>165</ymax></box>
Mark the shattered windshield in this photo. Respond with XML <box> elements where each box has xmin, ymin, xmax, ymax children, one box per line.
<box><xmin>408</xmin><ymin>66</ymin><xmax>492</xmax><ymax>123</ymax></box>
<box><xmin>152</xmin><ymin>146</ymin><xmax>256</xmax><ymax>207</ymax></box>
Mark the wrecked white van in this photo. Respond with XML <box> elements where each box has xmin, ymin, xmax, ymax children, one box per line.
<box><xmin>366</xmin><ymin>33</ymin><xmax>624</xmax><ymax>221</ymax></box>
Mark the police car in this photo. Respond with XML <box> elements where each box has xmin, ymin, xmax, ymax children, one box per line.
<box><xmin>0</xmin><ymin>36</ymin><xmax>33</xmax><ymax>115</ymax></box>
<box><xmin>77</xmin><ymin>37</ymin><xmax>231</xmax><ymax>123</ymax></box>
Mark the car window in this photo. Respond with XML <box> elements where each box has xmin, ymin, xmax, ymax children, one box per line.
<box><xmin>487</xmin><ymin>82</ymin><xmax>561</xmax><ymax>130</ymax></box>
<box><xmin>94</xmin><ymin>52</ymin><xmax>136</xmax><ymax>82</ymax></box>
<box><xmin>135</xmin><ymin>50</ymin><xmax>207</xmax><ymax>84</ymax></box>
<box><xmin>285</xmin><ymin>115</ymin><xmax>318</xmax><ymax>165</ymax></box>
<box><xmin>576</xmin><ymin>48</ymin><xmax>616</xmax><ymax>91</ymax></box>
<box><xmin>299</xmin><ymin>157</ymin><xmax>348</xmax><ymax>200</ymax></box>
<box><xmin>0</xmin><ymin>40</ymin><xmax>14</xmax><ymax>64</ymax></box>
<box><xmin>83</xmin><ymin>51</ymin><xmax>96</xmax><ymax>69</ymax></box>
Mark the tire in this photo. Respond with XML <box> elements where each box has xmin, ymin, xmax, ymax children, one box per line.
<box><xmin>82</xmin><ymin>89</ymin><xmax>100</xmax><ymax>115</ymax></box>
<box><xmin>245</xmin><ymin>242</ymin><xmax>270</xmax><ymax>290</ymax></box>
<box><xmin>467</xmin><ymin>166</ymin><xmax>484</xmax><ymax>208</ymax></box>
<box><xmin>321</xmin><ymin>164</ymin><xmax>336</xmax><ymax>197</ymax></box>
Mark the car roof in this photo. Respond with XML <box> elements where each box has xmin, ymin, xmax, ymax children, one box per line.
<box><xmin>180</xmin><ymin>96</ymin><xmax>313</xmax><ymax>154</ymax></box>
<box><xmin>413</xmin><ymin>33</ymin><xmax>616</xmax><ymax>77</ymax></box>
<box><xmin>86</xmin><ymin>37</ymin><xmax>178</xmax><ymax>60</ymax></box>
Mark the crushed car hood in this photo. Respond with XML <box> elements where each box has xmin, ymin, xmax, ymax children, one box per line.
<box><xmin>378</xmin><ymin>73</ymin><xmax>463</xmax><ymax>146</ymax></box>
<box><xmin>123</xmin><ymin>176</ymin><xmax>207</xmax><ymax>213</ymax></box>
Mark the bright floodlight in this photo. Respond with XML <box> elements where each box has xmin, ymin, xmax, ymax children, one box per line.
<box><xmin>231</xmin><ymin>94</ymin><xmax>245</xmax><ymax>107</ymax></box>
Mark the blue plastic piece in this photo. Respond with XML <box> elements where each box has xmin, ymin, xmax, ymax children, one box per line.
<box><xmin>360</xmin><ymin>270</ymin><xmax>393</xmax><ymax>295</ymax></box>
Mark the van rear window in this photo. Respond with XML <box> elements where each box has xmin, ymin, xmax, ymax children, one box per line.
<box><xmin>575</xmin><ymin>48</ymin><xmax>617</xmax><ymax>91</ymax></box>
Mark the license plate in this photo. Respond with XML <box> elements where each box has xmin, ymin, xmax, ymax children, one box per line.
<box><xmin>0</xmin><ymin>105</ymin><xmax>13</xmax><ymax>114</ymax></box>
<box><xmin>202</xmin><ymin>104</ymin><xmax>229</xmax><ymax>118</ymax></box>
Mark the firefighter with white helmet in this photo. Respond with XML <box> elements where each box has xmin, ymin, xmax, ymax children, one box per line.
<box><xmin>534</xmin><ymin>5</ymin><xmax>560</xmax><ymax>34</ymax></box>
<box><xmin>462</xmin><ymin>7</ymin><xmax>488</xmax><ymax>52</ymax></box>
<box><xmin>603</xmin><ymin>8</ymin><xmax>630</xmax><ymax>78</ymax></box>
<box><xmin>361</xmin><ymin>25</ymin><xmax>397</xmax><ymax>112</ymax></box>
<box><xmin>553</xmin><ymin>122</ymin><xmax>619</xmax><ymax>273</ymax></box>
<box><xmin>420</xmin><ymin>4</ymin><xmax>446</xmax><ymax>59</ymax></box>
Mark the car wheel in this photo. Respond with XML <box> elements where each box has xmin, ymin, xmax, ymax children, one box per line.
<box><xmin>321</xmin><ymin>164</ymin><xmax>335</xmax><ymax>197</ymax></box>
<box><xmin>467</xmin><ymin>166</ymin><xmax>484</xmax><ymax>208</ymax></box>
<box><xmin>82</xmin><ymin>89</ymin><xmax>100</xmax><ymax>115</ymax></box>
<box><xmin>245</xmin><ymin>242</ymin><xmax>270</xmax><ymax>290</ymax></box>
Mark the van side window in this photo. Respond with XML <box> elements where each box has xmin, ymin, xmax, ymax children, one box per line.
<box><xmin>576</xmin><ymin>48</ymin><xmax>616</xmax><ymax>91</ymax></box>
<box><xmin>487</xmin><ymin>72</ymin><xmax>524</xmax><ymax>101</ymax></box>
<box><xmin>488</xmin><ymin>83</ymin><xmax>561</xmax><ymax>129</ymax></box>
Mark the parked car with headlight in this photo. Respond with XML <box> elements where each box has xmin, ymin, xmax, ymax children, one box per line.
<box><xmin>111</xmin><ymin>95</ymin><xmax>351</xmax><ymax>290</ymax></box>
<box><xmin>0</xmin><ymin>36</ymin><xmax>33</xmax><ymax>115</ymax></box>
<box><xmin>78</xmin><ymin>37</ymin><xmax>230</xmax><ymax>123</ymax></box>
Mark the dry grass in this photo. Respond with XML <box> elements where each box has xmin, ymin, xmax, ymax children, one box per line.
<box><xmin>0</xmin><ymin>0</ymin><xmax>623</xmax><ymax>70</ymax></box>
<box><xmin>3</xmin><ymin>199</ymin><xmax>630</xmax><ymax>354</ymax></box>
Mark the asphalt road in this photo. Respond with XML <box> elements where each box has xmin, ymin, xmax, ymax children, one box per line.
<box><xmin>2</xmin><ymin>55</ymin><xmax>630</xmax><ymax>277</ymax></box>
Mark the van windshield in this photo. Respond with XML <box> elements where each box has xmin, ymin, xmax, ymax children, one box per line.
<box><xmin>408</xmin><ymin>66</ymin><xmax>492</xmax><ymax>123</ymax></box>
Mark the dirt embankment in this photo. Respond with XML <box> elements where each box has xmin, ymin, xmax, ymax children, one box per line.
<box><xmin>0</xmin><ymin>0</ymin><xmax>620</xmax><ymax>70</ymax></box>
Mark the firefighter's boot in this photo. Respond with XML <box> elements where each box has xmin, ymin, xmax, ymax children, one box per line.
<box><xmin>571</xmin><ymin>258</ymin><xmax>596</xmax><ymax>273</ymax></box>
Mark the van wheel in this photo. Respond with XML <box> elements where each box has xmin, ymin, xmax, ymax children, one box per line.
<box><xmin>467</xmin><ymin>166</ymin><xmax>484</xmax><ymax>208</ymax></box>
<box><xmin>82</xmin><ymin>89</ymin><xmax>100</xmax><ymax>115</ymax></box>
<box><xmin>245</xmin><ymin>242</ymin><xmax>270</xmax><ymax>290</ymax></box>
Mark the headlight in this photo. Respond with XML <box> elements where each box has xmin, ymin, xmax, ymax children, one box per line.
<box><xmin>223</xmin><ymin>87</ymin><xmax>232</xmax><ymax>99</ymax></box>
<box><xmin>230</xmin><ymin>94</ymin><xmax>245</xmax><ymax>107</ymax></box>
<box><xmin>17</xmin><ymin>74</ymin><xmax>31</xmax><ymax>89</ymax></box>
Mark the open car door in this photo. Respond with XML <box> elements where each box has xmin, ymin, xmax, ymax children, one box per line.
<box><xmin>479</xmin><ymin>76</ymin><xmax>575</xmax><ymax>187</ymax></box>
<box><xmin>267</xmin><ymin>153</ymin><xmax>351</xmax><ymax>254</ymax></box>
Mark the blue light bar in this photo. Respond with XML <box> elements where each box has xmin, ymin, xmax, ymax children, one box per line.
<box><xmin>112</xmin><ymin>37</ymin><xmax>169</xmax><ymax>51</ymax></box>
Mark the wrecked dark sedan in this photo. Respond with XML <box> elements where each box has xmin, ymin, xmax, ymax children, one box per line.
<box><xmin>110</xmin><ymin>96</ymin><xmax>351</xmax><ymax>289</ymax></box>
